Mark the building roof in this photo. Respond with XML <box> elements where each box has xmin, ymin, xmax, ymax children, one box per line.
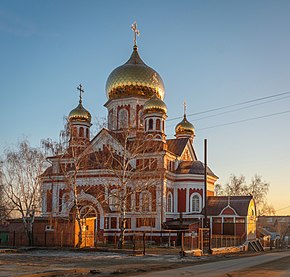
<box><xmin>105</xmin><ymin>45</ymin><xmax>165</xmax><ymax>100</ymax></box>
<box><xmin>207</xmin><ymin>196</ymin><xmax>253</xmax><ymax>216</ymax></box>
<box><xmin>163</xmin><ymin>218</ymin><xmax>201</xmax><ymax>230</ymax></box>
<box><xmin>166</xmin><ymin>138</ymin><xmax>190</xmax><ymax>156</ymax></box>
<box><xmin>175</xmin><ymin>160</ymin><xmax>217</xmax><ymax>178</ymax></box>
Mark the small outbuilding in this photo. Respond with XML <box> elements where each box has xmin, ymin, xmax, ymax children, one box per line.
<box><xmin>207</xmin><ymin>196</ymin><xmax>256</xmax><ymax>241</ymax></box>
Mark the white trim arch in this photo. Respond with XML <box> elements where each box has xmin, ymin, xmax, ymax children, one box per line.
<box><xmin>66</xmin><ymin>191</ymin><xmax>105</xmax><ymax>228</ymax></box>
<box><xmin>118</xmin><ymin>108</ymin><xmax>129</xmax><ymax>129</ymax></box>
<box><xmin>109</xmin><ymin>189</ymin><xmax>119</xmax><ymax>211</ymax></box>
<box><xmin>138</xmin><ymin>109</ymin><xmax>143</xmax><ymax>128</ymax></box>
<box><xmin>190</xmin><ymin>192</ymin><xmax>202</xmax><ymax>213</ymax></box>
<box><xmin>61</xmin><ymin>192</ymin><xmax>71</xmax><ymax>213</ymax></box>
<box><xmin>139</xmin><ymin>191</ymin><xmax>152</xmax><ymax>212</ymax></box>
<box><xmin>167</xmin><ymin>191</ymin><xmax>173</xmax><ymax>212</ymax></box>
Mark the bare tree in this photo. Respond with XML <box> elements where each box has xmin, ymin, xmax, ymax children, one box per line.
<box><xmin>42</xmin><ymin>112</ymin><xmax>163</xmax><ymax>249</ymax></box>
<box><xmin>275</xmin><ymin>219</ymin><xmax>290</xmax><ymax>245</ymax></box>
<box><xmin>215</xmin><ymin>174</ymin><xmax>274</xmax><ymax>215</ymax></box>
<box><xmin>101</xmin><ymin>129</ymin><xmax>163</xmax><ymax>249</ymax></box>
<box><xmin>0</xmin><ymin>139</ymin><xmax>48</xmax><ymax>245</ymax></box>
<box><xmin>259</xmin><ymin>202</ymin><xmax>276</xmax><ymax>216</ymax></box>
<box><xmin>247</xmin><ymin>175</ymin><xmax>270</xmax><ymax>214</ymax></box>
<box><xmin>42</xmin><ymin>121</ymin><xmax>92</xmax><ymax>248</ymax></box>
<box><xmin>0</xmin><ymin>183</ymin><xmax>11</xmax><ymax>223</ymax></box>
<box><xmin>215</xmin><ymin>175</ymin><xmax>247</xmax><ymax>196</ymax></box>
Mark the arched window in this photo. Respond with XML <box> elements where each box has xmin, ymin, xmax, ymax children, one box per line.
<box><xmin>148</xmin><ymin>119</ymin><xmax>153</xmax><ymax>130</ymax></box>
<box><xmin>190</xmin><ymin>193</ymin><xmax>201</xmax><ymax>213</ymax></box>
<box><xmin>156</xmin><ymin>119</ymin><xmax>161</xmax><ymax>130</ymax></box>
<box><xmin>118</xmin><ymin>109</ymin><xmax>129</xmax><ymax>129</ymax></box>
<box><xmin>72</xmin><ymin>126</ymin><xmax>77</xmax><ymax>136</ymax></box>
<box><xmin>138</xmin><ymin>110</ymin><xmax>143</xmax><ymax>128</ymax></box>
<box><xmin>108</xmin><ymin>110</ymin><xmax>114</xmax><ymax>130</ymax></box>
<box><xmin>140</xmin><ymin>191</ymin><xmax>151</xmax><ymax>212</ymax></box>
<box><xmin>62</xmin><ymin>193</ymin><xmax>71</xmax><ymax>213</ymax></box>
<box><xmin>109</xmin><ymin>189</ymin><xmax>119</xmax><ymax>211</ymax></box>
<box><xmin>167</xmin><ymin>192</ymin><xmax>173</xmax><ymax>212</ymax></box>
<box><xmin>154</xmin><ymin>134</ymin><xmax>162</xmax><ymax>140</ymax></box>
<box><xmin>79</xmin><ymin>127</ymin><xmax>84</xmax><ymax>137</ymax></box>
<box><xmin>86</xmin><ymin>128</ymin><xmax>89</xmax><ymax>138</ymax></box>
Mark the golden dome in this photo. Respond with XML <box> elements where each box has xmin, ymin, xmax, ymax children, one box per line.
<box><xmin>175</xmin><ymin>115</ymin><xmax>195</xmax><ymax>136</ymax></box>
<box><xmin>68</xmin><ymin>101</ymin><xmax>91</xmax><ymax>123</ymax></box>
<box><xmin>106</xmin><ymin>46</ymin><xmax>165</xmax><ymax>100</ymax></box>
<box><xmin>143</xmin><ymin>95</ymin><xmax>167</xmax><ymax>114</ymax></box>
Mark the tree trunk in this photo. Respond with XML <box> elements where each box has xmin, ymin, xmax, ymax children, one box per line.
<box><xmin>23</xmin><ymin>217</ymin><xmax>34</xmax><ymax>246</ymax></box>
<box><xmin>76</xmin><ymin>217</ymin><xmax>83</xmax><ymax>248</ymax></box>
<box><xmin>118</xmin><ymin>216</ymin><xmax>126</xmax><ymax>249</ymax></box>
<box><xmin>27</xmin><ymin>230</ymin><xmax>33</xmax><ymax>246</ymax></box>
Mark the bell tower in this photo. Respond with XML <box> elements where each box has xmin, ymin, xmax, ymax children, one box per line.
<box><xmin>68</xmin><ymin>84</ymin><xmax>92</xmax><ymax>148</ymax></box>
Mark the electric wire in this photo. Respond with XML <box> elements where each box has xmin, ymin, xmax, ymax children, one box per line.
<box><xmin>166</xmin><ymin>109</ymin><xmax>290</xmax><ymax>137</ymax></box>
<box><xmin>167</xmin><ymin>95</ymin><xmax>290</xmax><ymax>128</ymax></box>
<box><xmin>275</xmin><ymin>205</ymin><xmax>290</xmax><ymax>212</ymax></box>
<box><xmin>167</xmin><ymin>91</ymin><xmax>290</xmax><ymax>122</ymax></box>
<box><xmin>198</xmin><ymin>110</ymin><xmax>290</xmax><ymax>131</ymax></box>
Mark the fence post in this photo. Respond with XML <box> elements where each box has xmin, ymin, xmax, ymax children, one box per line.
<box><xmin>180</xmin><ymin>232</ymin><xmax>184</xmax><ymax>256</ymax></box>
<box><xmin>143</xmin><ymin>232</ymin><xmax>146</xmax><ymax>255</ymax></box>
<box><xmin>44</xmin><ymin>231</ymin><xmax>47</xmax><ymax>247</ymax></box>
<box><xmin>132</xmin><ymin>233</ymin><xmax>135</xmax><ymax>255</ymax></box>
<box><xmin>114</xmin><ymin>232</ymin><xmax>117</xmax><ymax>249</ymax></box>
<box><xmin>60</xmin><ymin>230</ymin><xmax>63</xmax><ymax>248</ymax></box>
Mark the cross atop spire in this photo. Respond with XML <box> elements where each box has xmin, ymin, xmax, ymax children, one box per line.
<box><xmin>77</xmin><ymin>84</ymin><xmax>84</xmax><ymax>104</ymax></box>
<box><xmin>227</xmin><ymin>196</ymin><xmax>231</xmax><ymax>206</ymax></box>
<box><xmin>184</xmin><ymin>100</ymin><xmax>187</xmax><ymax>116</ymax></box>
<box><xmin>131</xmin><ymin>21</ymin><xmax>140</xmax><ymax>46</ymax></box>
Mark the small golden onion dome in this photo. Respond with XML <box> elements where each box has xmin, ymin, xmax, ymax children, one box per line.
<box><xmin>175</xmin><ymin>115</ymin><xmax>195</xmax><ymax>136</ymax></box>
<box><xmin>143</xmin><ymin>95</ymin><xmax>167</xmax><ymax>114</ymax></box>
<box><xmin>68</xmin><ymin>102</ymin><xmax>91</xmax><ymax>123</ymax></box>
<box><xmin>106</xmin><ymin>46</ymin><xmax>165</xmax><ymax>100</ymax></box>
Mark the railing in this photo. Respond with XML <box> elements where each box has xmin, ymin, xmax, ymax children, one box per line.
<box><xmin>211</xmin><ymin>234</ymin><xmax>243</xmax><ymax>248</ymax></box>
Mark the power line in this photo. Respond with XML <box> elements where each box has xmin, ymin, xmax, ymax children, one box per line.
<box><xmin>198</xmin><ymin>110</ymin><xmax>290</xmax><ymax>131</ymax></box>
<box><xmin>275</xmin><ymin>205</ymin><xmax>290</xmax><ymax>212</ymax></box>
<box><xmin>166</xmin><ymin>109</ymin><xmax>290</xmax><ymax>137</ymax></box>
<box><xmin>193</xmin><ymin>95</ymin><xmax>290</xmax><ymax>122</ymax></box>
<box><xmin>167</xmin><ymin>91</ymin><xmax>290</xmax><ymax>122</ymax></box>
<box><xmin>167</xmin><ymin>95</ymin><xmax>290</xmax><ymax>128</ymax></box>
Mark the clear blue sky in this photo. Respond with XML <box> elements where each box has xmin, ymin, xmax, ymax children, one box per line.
<box><xmin>1</xmin><ymin>0</ymin><xmax>290</xmax><ymax>214</ymax></box>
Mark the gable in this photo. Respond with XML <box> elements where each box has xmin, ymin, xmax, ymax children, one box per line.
<box><xmin>220</xmin><ymin>206</ymin><xmax>237</xmax><ymax>215</ymax></box>
<box><xmin>166</xmin><ymin>138</ymin><xmax>197</xmax><ymax>161</ymax></box>
<box><xmin>180</xmin><ymin>141</ymin><xmax>197</xmax><ymax>161</ymax></box>
<box><xmin>207</xmin><ymin>196</ymin><xmax>253</xmax><ymax>216</ymax></box>
<box><xmin>89</xmin><ymin>128</ymin><xmax>125</xmax><ymax>155</ymax></box>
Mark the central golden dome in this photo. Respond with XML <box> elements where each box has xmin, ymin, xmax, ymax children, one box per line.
<box><xmin>106</xmin><ymin>46</ymin><xmax>165</xmax><ymax>100</ymax></box>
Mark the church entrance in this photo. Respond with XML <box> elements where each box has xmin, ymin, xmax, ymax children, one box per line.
<box><xmin>75</xmin><ymin>205</ymin><xmax>97</xmax><ymax>247</ymax></box>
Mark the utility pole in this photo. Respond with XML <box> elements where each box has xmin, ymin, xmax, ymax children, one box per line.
<box><xmin>204</xmin><ymin>138</ymin><xmax>207</xmax><ymax>228</ymax></box>
<box><xmin>204</xmin><ymin>138</ymin><xmax>212</xmax><ymax>254</ymax></box>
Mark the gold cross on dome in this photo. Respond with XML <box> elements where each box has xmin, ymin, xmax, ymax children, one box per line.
<box><xmin>131</xmin><ymin>21</ymin><xmax>140</xmax><ymax>46</ymax></box>
<box><xmin>184</xmin><ymin>100</ymin><xmax>187</xmax><ymax>116</ymax></box>
<box><xmin>77</xmin><ymin>84</ymin><xmax>84</xmax><ymax>103</ymax></box>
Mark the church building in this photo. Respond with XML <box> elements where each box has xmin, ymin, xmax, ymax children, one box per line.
<box><xmin>7</xmin><ymin>24</ymin><xmax>256</xmax><ymax>248</ymax></box>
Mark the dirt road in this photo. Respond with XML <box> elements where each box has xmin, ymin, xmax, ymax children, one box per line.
<box><xmin>132</xmin><ymin>251</ymin><xmax>290</xmax><ymax>277</ymax></box>
<box><xmin>0</xmin><ymin>249</ymin><xmax>289</xmax><ymax>277</ymax></box>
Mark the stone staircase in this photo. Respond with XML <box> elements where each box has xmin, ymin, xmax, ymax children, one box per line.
<box><xmin>248</xmin><ymin>239</ymin><xmax>264</xmax><ymax>252</ymax></box>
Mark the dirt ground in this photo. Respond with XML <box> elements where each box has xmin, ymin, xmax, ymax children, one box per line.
<box><xmin>0</xmin><ymin>248</ymin><xmax>286</xmax><ymax>277</ymax></box>
<box><xmin>222</xmin><ymin>255</ymin><xmax>290</xmax><ymax>277</ymax></box>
